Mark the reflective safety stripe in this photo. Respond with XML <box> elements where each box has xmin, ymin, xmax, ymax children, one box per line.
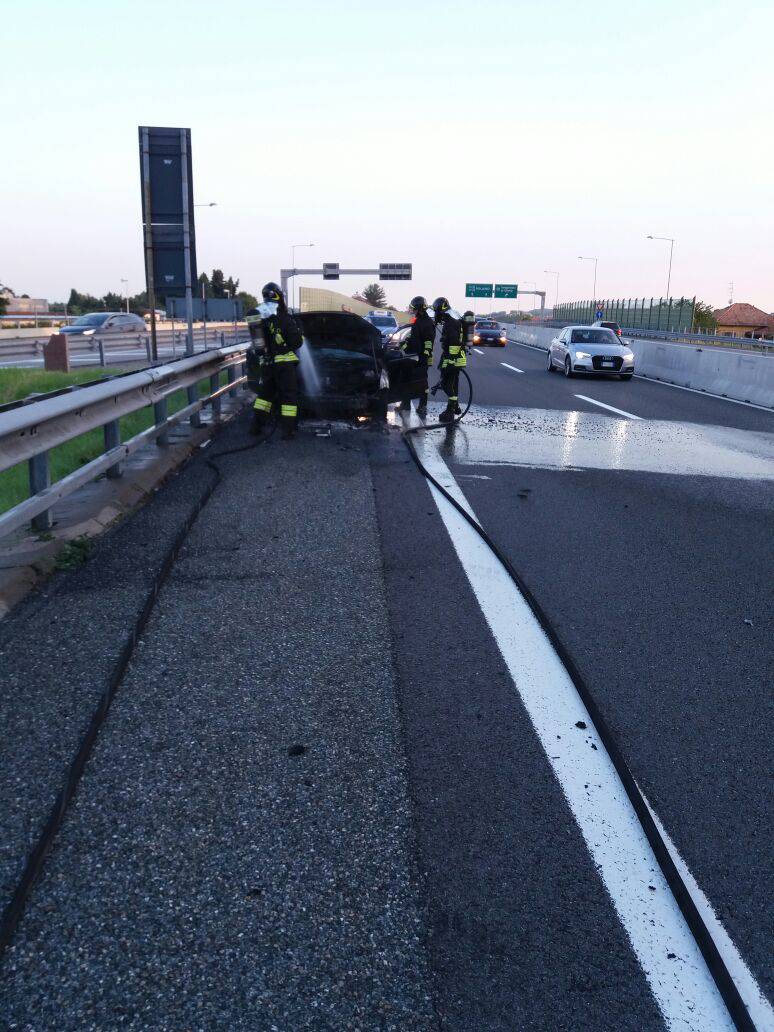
<box><xmin>253</xmin><ymin>397</ymin><xmax>272</xmax><ymax>413</ymax></box>
<box><xmin>245</xmin><ymin>315</ymin><xmax>261</xmax><ymax>324</ymax></box>
<box><xmin>281</xmin><ymin>404</ymin><xmax>298</xmax><ymax>417</ymax></box>
<box><xmin>449</xmin><ymin>396</ymin><xmax>458</xmax><ymax>402</ymax></box>
<box><xmin>274</xmin><ymin>352</ymin><xmax>299</xmax><ymax>363</ymax></box>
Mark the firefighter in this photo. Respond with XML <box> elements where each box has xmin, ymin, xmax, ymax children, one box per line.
<box><xmin>399</xmin><ymin>295</ymin><xmax>436</xmax><ymax>414</ymax></box>
<box><xmin>247</xmin><ymin>282</ymin><xmax>302</xmax><ymax>439</ymax></box>
<box><xmin>433</xmin><ymin>297</ymin><xmax>466</xmax><ymax>423</ymax></box>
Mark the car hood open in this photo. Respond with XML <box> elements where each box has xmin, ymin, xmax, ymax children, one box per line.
<box><xmin>298</xmin><ymin>311</ymin><xmax>382</xmax><ymax>357</ymax></box>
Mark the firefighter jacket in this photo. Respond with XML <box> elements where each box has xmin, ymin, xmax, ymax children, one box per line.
<box><xmin>438</xmin><ymin>312</ymin><xmax>467</xmax><ymax>368</ymax></box>
<box><xmin>402</xmin><ymin>310</ymin><xmax>436</xmax><ymax>365</ymax></box>
<box><xmin>246</xmin><ymin>309</ymin><xmax>302</xmax><ymax>365</ymax></box>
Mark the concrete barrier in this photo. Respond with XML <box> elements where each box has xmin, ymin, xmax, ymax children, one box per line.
<box><xmin>506</xmin><ymin>325</ymin><xmax>774</xmax><ymax>409</ymax></box>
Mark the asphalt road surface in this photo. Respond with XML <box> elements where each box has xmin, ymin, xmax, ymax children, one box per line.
<box><xmin>1</xmin><ymin>339</ymin><xmax>771</xmax><ymax>1030</ymax></box>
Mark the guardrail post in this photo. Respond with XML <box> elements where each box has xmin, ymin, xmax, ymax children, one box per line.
<box><xmin>241</xmin><ymin>361</ymin><xmax>249</xmax><ymax>389</ymax></box>
<box><xmin>103</xmin><ymin>418</ymin><xmax>122</xmax><ymax>478</ymax></box>
<box><xmin>145</xmin><ymin>335</ymin><xmax>152</xmax><ymax>364</ymax></box>
<box><xmin>29</xmin><ymin>452</ymin><xmax>52</xmax><ymax>532</ymax></box>
<box><xmin>210</xmin><ymin>373</ymin><xmax>221</xmax><ymax>421</ymax></box>
<box><xmin>220</xmin><ymin>331</ymin><xmax>225</xmax><ymax>348</ymax></box>
<box><xmin>154</xmin><ymin>398</ymin><xmax>169</xmax><ymax>445</ymax></box>
<box><xmin>227</xmin><ymin>364</ymin><xmax>238</xmax><ymax>398</ymax></box>
<box><xmin>98</xmin><ymin>339</ymin><xmax>106</xmax><ymax>366</ymax></box>
<box><xmin>188</xmin><ymin>384</ymin><xmax>201</xmax><ymax>428</ymax></box>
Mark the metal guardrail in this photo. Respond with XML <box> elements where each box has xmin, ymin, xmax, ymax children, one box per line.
<box><xmin>0</xmin><ymin>342</ymin><xmax>250</xmax><ymax>540</ymax></box>
<box><xmin>620</xmin><ymin>326</ymin><xmax>774</xmax><ymax>354</ymax></box>
<box><xmin>0</xmin><ymin>325</ymin><xmax>248</xmax><ymax>367</ymax></box>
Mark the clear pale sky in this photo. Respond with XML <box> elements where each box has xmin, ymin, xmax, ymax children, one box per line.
<box><xmin>2</xmin><ymin>0</ymin><xmax>772</xmax><ymax>312</ymax></box>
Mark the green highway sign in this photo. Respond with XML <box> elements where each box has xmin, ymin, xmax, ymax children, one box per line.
<box><xmin>466</xmin><ymin>283</ymin><xmax>493</xmax><ymax>298</ymax></box>
<box><xmin>495</xmin><ymin>283</ymin><xmax>518</xmax><ymax>299</ymax></box>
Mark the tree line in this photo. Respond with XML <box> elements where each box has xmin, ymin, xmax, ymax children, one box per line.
<box><xmin>42</xmin><ymin>270</ymin><xmax>257</xmax><ymax>317</ymax></box>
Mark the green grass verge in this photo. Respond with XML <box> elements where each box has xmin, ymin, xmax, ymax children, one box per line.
<box><xmin>0</xmin><ymin>368</ymin><xmax>226</xmax><ymax>518</ymax></box>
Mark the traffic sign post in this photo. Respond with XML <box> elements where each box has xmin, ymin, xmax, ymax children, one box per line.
<box><xmin>495</xmin><ymin>284</ymin><xmax>518</xmax><ymax>299</ymax></box>
<box><xmin>280</xmin><ymin>262</ymin><xmax>413</xmax><ymax>300</ymax></box>
<box><xmin>466</xmin><ymin>283</ymin><xmax>493</xmax><ymax>298</ymax></box>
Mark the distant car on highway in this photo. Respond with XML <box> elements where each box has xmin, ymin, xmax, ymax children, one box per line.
<box><xmin>364</xmin><ymin>310</ymin><xmax>399</xmax><ymax>343</ymax></box>
<box><xmin>60</xmin><ymin>312</ymin><xmax>145</xmax><ymax>337</ymax></box>
<box><xmin>247</xmin><ymin>311</ymin><xmax>426</xmax><ymax>421</ymax></box>
<box><xmin>592</xmin><ymin>319</ymin><xmax>623</xmax><ymax>337</ymax></box>
<box><xmin>548</xmin><ymin>326</ymin><xmax>635</xmax><ymax>380</ymax></box>
<box><xmin>473</xmin><ymin>320</ymin><xmax>507</xmax><ymax>347</ymax></box>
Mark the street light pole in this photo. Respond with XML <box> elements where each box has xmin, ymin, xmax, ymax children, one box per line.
<box><xmin>291</xmin><ymin>243</ymin><xmax>315</xmax><ymax>309</ymax></box>
<box><xmin>120</xmin><ymin>278</ymin><xmax>129</xmax><ymax>313</ymax></box>
<box><xmin>647</xmin><ymin>235</ymin><xmax>675</xmax><ymax>298</ymax></box>
<box><xmin>578</xmin><ymin>256</ymin><xmax>598</xmax><ymax>308</ymax></box>
<box><xmin>544</xmin><ymin>270</ymin><xmax>559</xmax><ymax>311</ymax></box>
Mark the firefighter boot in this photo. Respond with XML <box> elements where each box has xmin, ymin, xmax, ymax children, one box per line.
<box><xmin>438</xmin><ymin>403</ymin><xmax>456</xmax><ymax>424</ymax></box>
<box><xmin>249</xmin><ymin>411</ymin><xmax>266</xmax><ymax>436</ymax></box>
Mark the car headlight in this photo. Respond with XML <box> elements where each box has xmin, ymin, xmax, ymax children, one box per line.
<box><xmin>379</xmin><ymin>369</ymin><xmax>389</xmax><ymax>389</ymax></box>
<box><xmin>473</xmin><ymin>335</ymin><xmax>480</xmax><ymax>342</ymax></box>
<box><xmin>82</xmin><ymin>329</ymin><xmax>95</xmax><ymax>336</ymax></box>
<box><xmin>499</xmin><ymin>336</ymin><xmax>507</xmax><ymax>342</ymax></box>
<box><xmin>574</xmin><ymin>350</ymin><xmax>591</xmax><ymax>360</ymax></box>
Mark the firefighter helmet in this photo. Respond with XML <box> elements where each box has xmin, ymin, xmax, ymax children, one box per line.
<box><xmin>433</xmin><ymin>296</ymin><xmax>450</xmax><ymax>322</ymax></box>
<box><xmin>262</xmin><ymin>282</ymin><xmax>284</xmax><ymax>303</ymax></box>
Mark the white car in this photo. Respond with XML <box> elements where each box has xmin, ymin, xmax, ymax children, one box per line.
<box><xmin>547</xmin><ymin>325</ymin><xmax>634</xmax><ymax>380</ymax></box>
<box><xmin>365</xmin><ymin>310</ymin><xmax>399</xmax><ymax>343</ymax></box>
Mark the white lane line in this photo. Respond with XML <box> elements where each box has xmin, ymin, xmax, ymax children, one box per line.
<box><xmin>633</xmin><ymin>374</ymin><xmax>774</xmax><ymax>413</ymax></box>
<box><xmin>501</xmin><ymin>362</ymin><xmax>524</xmax><ymax>374</ymax></box>
<box><xmin>473</xmin><ymin>348</ymin><xmax>484</xmax><ymax>355</ymax></box>
<box><xmin>641</xmin><ymin>791</ymin><xmax>774</xmax><ymax>1030</ymax></box>
<box><xmin>406</xmin><ymin>418</ymin><xmax>734</xmax><ymax>1031</ymax></box>
<box><xmin>506</xmin><ymin>337</ymin><xmax>545</xmax><ymax>353</ymax></box>
<box><xmin>574</xmin><ymin>394</ymin><xmax>642</xmax><ymax>420</ymax></box>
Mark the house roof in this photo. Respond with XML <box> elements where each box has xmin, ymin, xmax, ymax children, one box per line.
<box><xmin>713</xmin><ymin>302</ymin><xmax>774</xmax><ymax>328</ymax></box>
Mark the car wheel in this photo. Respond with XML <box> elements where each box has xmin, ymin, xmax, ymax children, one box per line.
<box><xmin>564</xmin><ymin>357</ymin><xmax>574</xmax><ymax>378</ymax></box>
<box><xmin>620</xmin><ymin>373</ymin><xmax>633</xmax><ymax>381</ymax></box>
<box><xmin>547</xmin><ymin>351</ymin><xmax>556</xmax><ymax>372</ymax></box>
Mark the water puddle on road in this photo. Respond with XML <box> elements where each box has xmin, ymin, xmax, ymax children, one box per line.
<box><xmin>424</xmin><ymin>406</ymin><xmax>774</xmax><ymax>481</ymax></box>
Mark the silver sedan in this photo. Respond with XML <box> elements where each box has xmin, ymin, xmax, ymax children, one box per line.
<box><xmin>547</xmin><ymin>326</ymin><xmax>635</xmax><ymax>380</ymax></box>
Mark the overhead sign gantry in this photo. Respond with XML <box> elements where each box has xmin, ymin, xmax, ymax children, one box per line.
<box><xmin>280</xmin><ymin>262</ymin><xmax>412</xmax><ymax>299</ymax></box>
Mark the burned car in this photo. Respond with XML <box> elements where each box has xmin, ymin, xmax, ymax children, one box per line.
<box><xmin>246</xmin><ymin>310</ymin><xmax>427</xmax><ymax>420</ymax></box>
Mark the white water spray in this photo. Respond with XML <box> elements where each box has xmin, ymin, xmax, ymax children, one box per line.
<box><xmin>297</xmin><ymin>339</ymin><xmax>322</xmax><ymax>397</ymax></box>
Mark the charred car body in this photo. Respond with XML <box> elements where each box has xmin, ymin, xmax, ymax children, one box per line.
<box><xmin>247</xmin><ymin>310</ymin><xmax>428</xmax><ymax>420</ymax></box>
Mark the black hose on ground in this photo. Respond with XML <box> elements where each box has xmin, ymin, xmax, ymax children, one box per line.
<box><xmin>399</xmin><ymin>406</ymin><xmax>754</xmax><ymax>1032</ymax></box>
